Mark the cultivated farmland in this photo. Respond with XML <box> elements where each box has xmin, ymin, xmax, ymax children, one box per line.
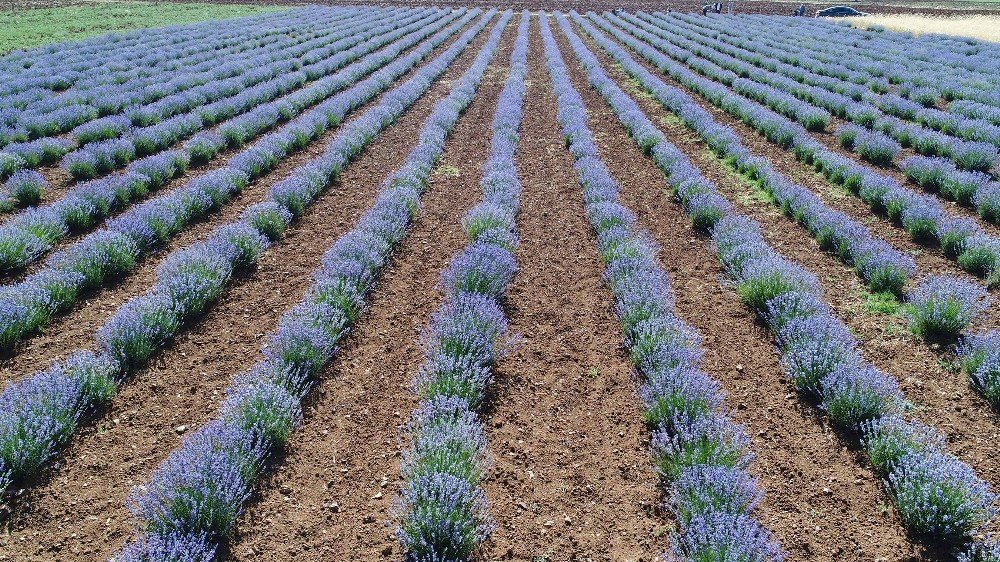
<box><xmin>2</xmin><ymin>5</ymin><xmax>1000</xmax><ymax>562</ymax></box>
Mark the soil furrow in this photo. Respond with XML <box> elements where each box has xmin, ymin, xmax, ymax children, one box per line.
<box><xmin>565</xmin><ymin>22</ymin><xmax>940</xmax><ymax>562</ymax></box>
<box><xmin>0</xmin><ymin>18</ymin><xmax>493</xmax><ymax>562</ymax></box>
<box><xmin>479</xmin><ymin>21</ymin><xmax>660</xmax><ymax>561</ymax></box>
<box><xmin>220</xmin><ymin>19</ymin><xmax>515</xmax><ymax>562</ymax></box>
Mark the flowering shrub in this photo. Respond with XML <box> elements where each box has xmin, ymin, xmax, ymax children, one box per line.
<box><xmin>907</xmin><ymin>275</ymin><xmax>990</xmax><ymax>340</ymax></box>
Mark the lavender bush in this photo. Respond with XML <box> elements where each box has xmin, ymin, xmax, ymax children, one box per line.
<box><xmin>907</xmin><ymin>275</ymin><xmax>990</xmax><ymax>340</ymax></box>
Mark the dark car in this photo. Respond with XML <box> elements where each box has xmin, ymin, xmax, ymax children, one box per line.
<box><xmin>815</xmin><ymin>5</ymin><xmax>871</xmax><ymax>16</ymax></box>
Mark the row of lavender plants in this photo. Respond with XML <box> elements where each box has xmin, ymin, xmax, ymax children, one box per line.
<box><xmin>547</xmin><ymin>14</ymin><xmax>785</xmax><ymax>561</ymax></box>
<box><xmin>593</xmin><ymin>13</ymin><xmax>1000</xmax><ymax>290</ymax></box>
<box><xmin>0</xmin><ymin>8</ymin><xmax>460</xmax><ymax>276</ymax></box>
<box><xmin>112</xmin><ymin>12</ymin><xmax>508</xmax><ymax>560</ymax></box>
<box><xmin>51</xmin><ymin>9</ymin><xmax>402</xmax><ymax>180</ymax></box>
<box><xmin>0</xmin><ymin>7</ymin><xmax>494</xmax><ymax>508</ymax></box>
<box><xmin>625</xmin><ymin>14</ymin><xmax>833</xmax><ymax>132</ymax></box>
<box><xmin>0</xmin><ymin>8</ymin><xmax>350</xmax><ymax>148</ymax></box>
<box><xmin>574</xmin><ymin>15</ymin><xmax>915</xmax><ymax>295</ymax></box>
<box><xmin>0</xmin><ymin>7</ymin><xmax>316</xmax><ymax>95</ymax></box>
<box><xmin>53</xmin><ymin>8</ymin><xmax>417</xmax><ymax>182</ymax></box>
<box><xmin>0</xmin><ymin>8</ymin><xmax>410</xmax><ymax>195</ymax></box>
<box><xmin>0</xmin><ymin>7</ymin><xmax>312</xmax><ymax>86</ymax></box>
<box><xmin>641</xmin><ymin>13</ymin><xmax>1000</xmax><ymax>162</ymax></box>
<box><xmin>626</xmin><ymin>12</ymin><xmax>999</xmax><ymax>177</ymax></box>
<box><xmin>745</xmin><ymin>17</ymin><xmax>1000</xmax><ymax>111</ymax></box>
<box><xmin>899</xmin><ymin>156</ymin><xmax>1000</xmax><ymax>228</ymax></box>
<box><xmin>564</xmin><ymin>13</ymin><xmax>999</xmax><ymax>553</ymax></box>
<box><xmin>0</xmin><ymin>9</ymin><xmax>438</xmax><ymax>206</ymax></box>
<box><xmin>0</xmin><ymin>11</ymin><xmax>399</xmax><ymax>214</ymax></box>
<box><xmin>394</xmin><ymin>11</ymin><xmax>528</xmax><ymax>561</ymax></box>
<box><xmin>659</xmin><ymin>15</ymin><xmax>1000</xmax><ymax>185</ymax></box>
<box><xmin>628</xmin><ymin>9</ymin><xmax>1000</xmax><ymax>232</ymax></box>
<box><xmin>0</xmin><ymin>9</ymin><xmax>476</xmax><ymax>352</ymax></box>
<box><xmin>0</xmin><ymin>10</ymin><xmax>339</xmax><ymax>155</ymax></box>
<box><xmin>573</xmin><ymin>12</ymin><xmax>1000</xmax><ymax>421</ymax></box>
<box><xmin>667</xmin><ymin>14</ymin><xmax>1000</xmax><ymax>117</ymax></box>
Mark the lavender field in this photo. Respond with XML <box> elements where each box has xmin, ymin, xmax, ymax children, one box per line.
<box><xmin>1</xmin><ymin>5</ymin><xmax>1000</xmax><ymax>561</ymax></box>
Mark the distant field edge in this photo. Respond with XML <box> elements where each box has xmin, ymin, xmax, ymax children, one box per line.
<box><xmin>0</xmin><ymin>1</ymin><xmax>290</xmax><ymax>54</ymax></box>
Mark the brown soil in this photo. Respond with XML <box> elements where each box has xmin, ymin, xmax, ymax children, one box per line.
<box><xmin>220</xmin><ymin>18</ymin><xmax>515</xmax><ymax>562</ymax></box>
<box><xmin>565</xmin><ymin>23</ymin><xmax>930</xmax><ymax>561</ymax></box>
<box><xmin>0</xmin><ymin>17</ymin><xmax>492</xmax><ymax>561</ymax></box>
<box><xmin>478</xmin><ymin>19</ymin><xmax>660</xmax><ymax>561</ymax></box>
<box><xmin>573</xmin><ymin>12</ymin><xmax>1000</xmax><ymax>537</ymax></box>
<box><xmin>6</xmin><ymin>9</ymin><xmax>1000</xmax><ymax>562</ymax></box>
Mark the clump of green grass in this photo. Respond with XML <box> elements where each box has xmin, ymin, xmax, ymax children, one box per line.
<box><xmin>1</xmin><ymin>1</ymin><xmax>286</xmax><ymax>54</ymax></box>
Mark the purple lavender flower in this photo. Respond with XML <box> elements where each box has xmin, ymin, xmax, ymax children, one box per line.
<box><xmin>958</xmin><ymin>331</ymin><xmax>1000</xmax><ymax>408</ymax></box>
<box><xmin>401</xmin><ymin>397</ymin><xmax>487</xmax><ymax>484</ymax></box>
<box><xmin>5</xmin><ymin>169</ymin><xmax>46</xmax><ymax>206</ymax></box>
<box><xmin>888</xmin><ymin>451</ymin><xmax>999</xmax><ymax>543</ymax></box>
<box><xmin>155</xmin><ymin>243</ymin><xmax>234</xmax><ymax>317</ymax></box>
<box><xmin>461</xmin><ymin>201</ymin><xmax>514</xmax><ymax>245</ymax></box>
<box><xmin>422</xmin><ymin>293</ymin><xmax>507</xmax><ymax>368</ymax></box>
<box><xmin>440</xmin><ymin>242</ymin><xmax>516</xmax><ymax>298</ymax></box>
<box><xmin>733</xmin><ymin>255</ymin><xmax>818</xmax><ymax>313</ymax></box>
<box><xmin>672</xmin><ymin>465</ymin><xmax>762</xmax><ymax>523</ymax></box>
<box><xmin>219</xmin><ymin>372</ymin><xmax>301</xmax><ymax>448</ymax></box>
<box><xmin>957</xmin><ymin>539</ymin><xmax>1000</xmax><ymax>562</ymax></box>
<box><xmin>0</xmin><ymin>227</ymin><xmax>47</xmax><ymax>270</ymax></box>
<box><xmin>778</xmin><ymin>315</ymin><xmax>860</xmax><ymax>396</ymax></box>
<box><xmin>952</xmin><ymin>141</ymin><xmax>997</xmax><ymax>173</ymax></box>
<box><xmin>651</xmin><ymin>413</ymin><xmax>751</xmax><ymax>480</ymax></box>
<box><xmin>0</xmin><ymin>367</ymin><xmax>86</xmax><ymax>483</ymax></box>
<box><xmin>48</xmin><ymin>229</ymin><xmax>139</xmax><ymax>289</ymax></box>
<box><xmin>114</xmin><ymin>532</ymin><xmax>217</xmax><ymax>562</ymax></box>
<box><xmin>97</xmin><ymin>292</ymin><xmax>180</xmax><ymax>368</ymax></box>
<box><xmin>641</xmin><ymin>365</ymin><xmax>722</xmax><ymax>432</ymax></box>
<box><xmin>262</xmin><ymin>300</ymin><xmax>342</xmax><ymax>380</ymax></box>
<box><xmin>395</xmin><ymin>472</ymin><xmax>495</xmax><ymax>562</ymax></box>
<box><xmin>937</xmin><ymin>217</ymin><xmax>982</xmax><ymax>259</ymax></box>
<box><xmin>762</xmin><ymin>291</ymin><xmax>827</xmax><ymax>330</ymax></box>
<box><xmin>240</xmin><ymin>201</ymin><xmax>292</xmax><ymax>241</ymax></box>
<box><xmin>668</xmin><ymin>511</ymin><xmax>785</xmax><ymax>562</ymax></box>
<box><xmin>819</xmin><ymin>365</ymin><xmax>903</xmax><ymax>430</ymax></box>
<box><xmin>628</xmin><ymin>315</ymin><xmax>701</xmax><ymax>373</ymax></box>
<box><xmin>210</xmin><ymin>222</ymin><xmax>269</xmax><ymax>270</ymax></box>
<box><xmin>129</xmin><ymin>421</ymin><xmax>266</xmax><ymax>538</ymax></box>
<box><xmin>861</xmin><ymin>416</ymin><xmax>945</xmax><ymax>474</ymax></box>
